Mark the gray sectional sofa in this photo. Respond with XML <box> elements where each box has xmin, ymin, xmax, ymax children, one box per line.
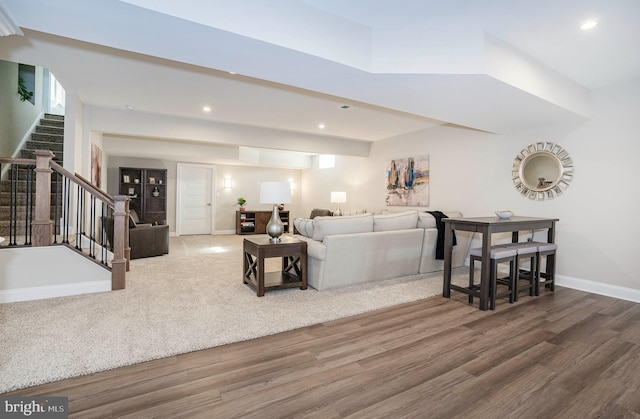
<box><xmin>293</xmin><ymin>210</ymin><xmax>472</xmax><ymax>290</ymax></box>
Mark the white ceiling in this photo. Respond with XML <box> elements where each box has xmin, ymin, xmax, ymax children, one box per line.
<box><xmin>1</xmin><ymin>0</ymin><xmax>639</xmax><ymax>159</ymax></box>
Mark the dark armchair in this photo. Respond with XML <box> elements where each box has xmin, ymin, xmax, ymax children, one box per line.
<box><xmin>107</xmin><ymin>209</ymin><xmax>169</xmax><ymax>259</ymax></box>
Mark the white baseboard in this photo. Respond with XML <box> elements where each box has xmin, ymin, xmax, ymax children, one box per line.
<box><xmin>214</xmin><ymin>229</ymin><xmax>235</xmax><ymax>235</ymax></box>
<box><xmin>556</xmin><ymin>274</ymin><xmax>640</xmax><ymax>304</ymax></box>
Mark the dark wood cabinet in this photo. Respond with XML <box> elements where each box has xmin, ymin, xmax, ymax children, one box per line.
<box><xmin>236</xmin><ymin>210</ymin><xmax>290</xmax><ymax>235</ymax></box>
<box><xmin>119</xmin><ymin>167</ymin><xmax>167</xmax><ymax>224</ymax></box>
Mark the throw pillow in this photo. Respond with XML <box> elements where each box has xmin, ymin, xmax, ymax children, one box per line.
<box><xmin>373</xmin><ymin>210</ymin><xmax>418</xmax><ymax>231</ymax></box>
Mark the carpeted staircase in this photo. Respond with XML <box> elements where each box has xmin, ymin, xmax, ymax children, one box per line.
<box><xmin>0</xmin><ymin>114</ymin><xmax>64</xmax><ymax>243</ymax></box>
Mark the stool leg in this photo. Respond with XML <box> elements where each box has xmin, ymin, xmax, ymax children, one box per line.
<box><xmin>490</xmin><ymin>259</ymin><xmax>498</xmax><ymax>310</ymax></box>
<box><xmin>529</xmin><ymin>255</ymin><xmax>536</xmax><ymax>296</ymax></box>
<box><xmin>509</xmin><ymin>258</ymin><xmax>516</xmax><ymax>303</ymax></box>
<box><xmin>513</xmin><ymin>255</ymin><xmax>519</xmax><ymax>302</ymax></box>
<box><xmin>547</xmin><ymin>253</ymin><xmax>556</xmax><ymax>291</ymax></box>
<box><xmin>535</xmin><ymin>252</ymin><xmax>541</xmax><ymax>296</ymax></box>
<box><xmin>469</xmin><ymin>258</ymin><xmax>475</xmax><ymax>304</ymax></box>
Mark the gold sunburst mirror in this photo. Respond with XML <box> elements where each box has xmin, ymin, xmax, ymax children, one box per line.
<box><xmin>512</xmin><ymin>142</ymin><xmax>574</xmax><ymax>200</ymax></box>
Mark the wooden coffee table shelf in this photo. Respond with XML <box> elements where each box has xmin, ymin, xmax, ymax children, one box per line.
<box><xmin>243</xmin><ymin>236</ymin><xmax>308</xmax><ymax>297</ymax></box>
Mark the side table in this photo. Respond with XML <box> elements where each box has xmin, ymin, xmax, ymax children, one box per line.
<box><xmin>243</xmin><ymin>236</ymin><xmax>308</xmax><ymax>297</ymax></box>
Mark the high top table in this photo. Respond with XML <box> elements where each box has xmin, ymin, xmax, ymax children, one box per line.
<box><xmin>442</xmin><ymin>216</ymin><xmax>559</xmax><ymax>310</ymax></box>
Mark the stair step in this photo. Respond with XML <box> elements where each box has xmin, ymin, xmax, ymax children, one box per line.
<box><xmin>20</xmin><ymin>149</ymin><xmax>63</xmax><ymax>161</ymax></box>
<box><xmin>35</xmin><ymin>125</ymin><xmax>64</xmax><ymax>135</ymax></box>
<box><xmin>0</xmin><ymin>203</ymin><xmax>62</xmax><ymax>221</ymax></box>
<box><xmin>0</xmin><ymin>197</ymin><xmax>61</xmax><ymax>211</ymax></box>
<box><xmin>44</xmin><ymin>113</ymin><xmax>64</xmax><ymax>121</ymax></box>
<box><xmin>26</xmin><ymin>140</ymin><xmax>64</xmax><ymax>153</ymax></box>
<box><xmin>39</xmin><ymin>118</ymin><xmax>64</xmax><ymax>128</ymax></box>
<box><xmin>30</xmin><ymin>132</ymin><xmax>64</xmax><ymax>143</ymax></box>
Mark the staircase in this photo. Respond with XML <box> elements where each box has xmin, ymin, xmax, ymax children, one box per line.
<box><xmin>0</xmin><ymin>114</ymin><xmax>64</xmax><ymax>243</ymax></box>
<box><xmin>0</xmin><ymin>125</ymin><xmax>129</xmax><ymax>296</ymax></box>
<box><xmin>23</xmin><ymin>113</ymin><xmax>64</xmax><ymax>163</ymax></box>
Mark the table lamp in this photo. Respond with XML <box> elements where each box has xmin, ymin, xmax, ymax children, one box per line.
<box><xmin>259</xmin><ymin>181</ymin><xmax>292</xmax><ymax>243</ymax></box>
<box><xmin>330</xmin><ymin>191</ymin><xmax>346</xmax><ymax>216</ymax></box>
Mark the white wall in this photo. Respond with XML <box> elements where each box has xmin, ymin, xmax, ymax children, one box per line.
<box><xmin>302</xmin><ymin>77</ymin><xmax>640</xmax><ymax>296</ymax></box>
<box><xmin>0</xmin><ymin>60</ymin><xmax>43</xmax><ymax>158</ymax></box>
<box><xmin>106</xmin><ymin>156</ymin><xmax>302</xmax><ymax>234</ymax></box>
<box><xmin>214</xmin><ymin>165</ymin><xmax>302</xmax><ymax>233</ymax></box>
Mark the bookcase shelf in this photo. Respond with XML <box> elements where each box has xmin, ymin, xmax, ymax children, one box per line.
<box><xmin>119</xmin><ymin>167</ymin><xmax>167</xmax><ymax>224</ymax></box>
<box><xmin>236</xmin><ymin>210</ymin><xmax>290</xmax><ymax>235</ymax></box>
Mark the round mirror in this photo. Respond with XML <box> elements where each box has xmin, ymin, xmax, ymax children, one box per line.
<box><xmin>512</xmin><ymin>142</ymin><xmax>574</xmax><ymax>200</ymax></box>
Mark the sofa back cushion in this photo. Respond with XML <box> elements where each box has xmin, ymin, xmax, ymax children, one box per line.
<box><xmin>373</xmin><ymin>210</ymin><xmax>418</xmax><ymax>231</ymax></box>
<box><xmin>310</xmin><ymin>208</ymin><xmax>332</xmax><ymax>218</ymax></box>
<box><xmin>312</xmin><ymin>213</ymin><xmax>373</xmax><ymax>241</ymax></box>
<box><xmin>417</xmin><ymin>210</ymin><xmax>463</xmax><ymax>229</ymax></box>
<box><xmin>293</xmin><ymin>218</ymin><xmax>315</xmax><ymax>238</ymax></box>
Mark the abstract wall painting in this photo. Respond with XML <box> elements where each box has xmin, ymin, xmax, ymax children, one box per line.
<box><xmin>91</xmin><ymin>143</ymin><xmax>102</xmax><ymax>188</ymax></box>
<box><xmin>385</xmin><ymin>154</ymin><xmax>429</xmax><ymax>206</ymax></box>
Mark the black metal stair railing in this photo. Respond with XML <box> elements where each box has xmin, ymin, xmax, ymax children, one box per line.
<box><xmin>0</xmin><ymin>152</ymin><xmax>128</xmax><ymax>291</ymax></box>
<box><xmin>1</xmin><ymin>158</ymin><xmax>116</xmax><ymax>268</ymax></box>
<box><xmin>0</xmin><ymin>160</ymin><xmax>35</xmax><ymax>246</ymax></box>
<box><xmin>50</xmin><ymin>163</ymin><xmax>114</xmax><ymax>267</ymax></box>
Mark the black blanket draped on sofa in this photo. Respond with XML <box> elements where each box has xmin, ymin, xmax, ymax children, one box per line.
<box><xmin>426</xmin><ymin>211</ymin><xmax>456</xmax><ymax>260</ymax></box>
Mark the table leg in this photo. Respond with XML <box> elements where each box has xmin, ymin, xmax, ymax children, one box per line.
<box><xmin>479</xmin><ymin>228</ymin><xmax>491</xmax><ymax>311</ymax></box>
<box><xmin>443</xmin><ymin>222</ymin><xmax>454</xmax><ymax>298</ymax></box>
<box><xmin>257</xmin><ymin>249</ymin><xmax>265</xmax><ymax>297</ymax></box>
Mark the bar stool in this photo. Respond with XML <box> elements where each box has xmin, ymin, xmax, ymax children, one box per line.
<box><xmin>531</xmin><ymin>242</ymin><xmax>557</xmax><ymax>295</ymax></box>
<box><xmin>469</xmin><ymin>246</ymin><xmax>517</xmax><ymax>310</ymax></box>
<box><xmin>494</xmin><ymin>242</ymin><xmax>538</xmax><ymax>301</ymax></box>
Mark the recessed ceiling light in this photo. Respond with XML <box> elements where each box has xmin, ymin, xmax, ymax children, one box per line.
<box><xmin>203</xmin><ymin>106</ymin><xmax>211</xmax><ymax>112</ymax></box>
<box><xmin>125</xmin><ymin>104</ymin><xmax>135</xmax><ymax>111</ymax></box>
<box><xmin>318</xmin><ymin>123</ymin><xmax>325</xmax><ymax>129</ymax></box>
<box><xmin>339</xmin><ymin>105</ymin><xmax>351</xmax><ymax>110</ymax></box>
<box><xmin>581</xmin><ymin>19</ymin><xmax>598</xmax><ymax>30</ymax></box>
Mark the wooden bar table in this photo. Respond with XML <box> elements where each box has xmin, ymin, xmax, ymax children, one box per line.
<box><xmin>243</xmin><ymin>236</ymin><xmax>307</xmax><ymax>297</ymax></box>
<box><xmin>442</xmin><ymin>216</ymin><xmax>559</xmax><ymax>310</ymax></box>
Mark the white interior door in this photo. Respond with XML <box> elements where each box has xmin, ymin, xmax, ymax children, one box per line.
<box><xmin>177</xmin><ymin>163</ymin><xmax>215</xmax><ymax>235</ymax></box>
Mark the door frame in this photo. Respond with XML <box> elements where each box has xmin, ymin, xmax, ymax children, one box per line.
<box><xmin>176</xmin><ymin>162</ymin><xmax>216</xmax><ymax>236</ymax></box>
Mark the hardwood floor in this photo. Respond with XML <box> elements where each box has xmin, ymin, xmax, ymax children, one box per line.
<box><xmin>6</xmin><ymin>287</ymin><xmax>640</xmax><ymax>418</ymax></box>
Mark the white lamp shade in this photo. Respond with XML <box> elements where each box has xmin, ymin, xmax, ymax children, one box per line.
<box><xmin>330</xmin><ymin>191</ymin><xmax>347</xmax><ymax>203</ymax></box>
<box><xmin>259</xmin><ymin>182</ymin><xmax>292</xmax><ymax>204</ymax></box>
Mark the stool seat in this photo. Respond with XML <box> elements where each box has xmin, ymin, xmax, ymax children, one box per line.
<box><xmin>470</xmin><ymin>247</ymin><xmax>517</xmax><ymax>259</ymax></box>
<box><xmin>469</xmin><ymin>246</ymin><xmax>518</xmax><ymax>310</ymax></box>
<box><xmin>533</xmin><ymin>242</ymin><xmax>557</xmax><ymax>252</ymax></box>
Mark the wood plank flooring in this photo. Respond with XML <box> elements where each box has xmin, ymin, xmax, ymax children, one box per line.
<box><xmin>5</xmin><ymin>287</ymin><xmax>640</xmax><ymax>418</ymax></box>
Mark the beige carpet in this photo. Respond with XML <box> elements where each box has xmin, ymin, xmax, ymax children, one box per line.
<box><xmin>0</xmin><ymin>234</ymin><xmax>469</xmax><ymax>393</ymax></box>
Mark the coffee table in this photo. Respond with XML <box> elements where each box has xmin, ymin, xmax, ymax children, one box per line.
<box><xmin>243</xmin><ymin>236</ymin><xmax>308</xmax><ymax>297</ymax></box>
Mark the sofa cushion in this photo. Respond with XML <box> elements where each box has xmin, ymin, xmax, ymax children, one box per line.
<box><xmin>310</xmin><ymin>208</ymin><xmax>332</xmax><ymax>218</ymax></box>
<box><xmin>312</xmin><ymin>213</ymin><xmax>373</xmax><ymax>241</ymax></box>
<box><xmin>373</xmin><ymin>210</ymin><xmax>418</xmax><ymax>231</ymax></box>
<box><xmin>293</xmin><ymin>218</ymin><xmax>314</xmax><ymax>238</ymax></box>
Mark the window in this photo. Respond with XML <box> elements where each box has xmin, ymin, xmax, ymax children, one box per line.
<box><xmin>318</xmin><ymin>154</ymin><xmax>335</xmax><ymax>169</ymax></box>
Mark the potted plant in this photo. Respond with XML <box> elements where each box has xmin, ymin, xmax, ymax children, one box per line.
<box><xmin>237</xmin><ymin>197</ymin><xmax>247</xmax><ymax>211</ymax></box>
<box><xmin>17</xmin><ymin>76</ymin><xmax>34</xmax><ymax>102</ymax></box>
